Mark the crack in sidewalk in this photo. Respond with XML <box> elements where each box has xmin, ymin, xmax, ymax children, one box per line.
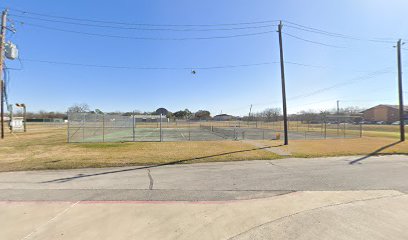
<box><xmin>147</xmin><ymin>169</ymin><xmax>154</xmax><ymax>190</ymax></box>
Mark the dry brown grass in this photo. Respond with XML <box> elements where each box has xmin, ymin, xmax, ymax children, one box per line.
<box><xmin>0</xmin><ymin>126</ymin><xmax>279</xmax><ymax>172</ymax></box>
<box><xmin>1</xmin><ymin>124</ymin><xmax>407</xmax><ymax>172</ymax></box>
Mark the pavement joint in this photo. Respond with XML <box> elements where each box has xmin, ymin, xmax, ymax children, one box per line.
<box><xmin>228</xmin><ymin>192</ymin><xmax>408</xmax><ymax>240</ymax></box>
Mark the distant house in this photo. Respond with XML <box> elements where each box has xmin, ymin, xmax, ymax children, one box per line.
<box><xmin>361</xmin><ymin>105</ymin><xmax>408</xmax><ymax>123</ymax></box>
<box><xmin>213</xmin><ymin>114</ymin><xmax>234</xmax><ymax>121</ymax></box>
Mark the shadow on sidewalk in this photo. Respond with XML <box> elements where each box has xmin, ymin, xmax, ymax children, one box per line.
<box><xmin>349</xmin><ymin>141</ymin><xmax>404</xmax><ymax>165</ymax></box>
<box><xmin>42</xmin><ymin>145</ymin><xmax>283</xmax><ymax>183</ymax></box>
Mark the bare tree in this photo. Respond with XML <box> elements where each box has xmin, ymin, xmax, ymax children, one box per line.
<box><xmin>262</xmin><ymin>108</ymin><xmax>281</xmax><ymax>122</ymax></box>
<box><xmin>67</xmin><ymin>103</ymin><xmax>90</xmax><ymax>113</ymax></box>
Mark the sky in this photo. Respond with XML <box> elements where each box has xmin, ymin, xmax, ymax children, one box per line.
<box><xmin>2</xmin><ymin>0</ymin><xmax>408</xmax><ymax>116</ymax></box>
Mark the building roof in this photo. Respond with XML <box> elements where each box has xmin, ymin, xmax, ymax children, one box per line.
<box><xmin>133</xmin><ymin>114</ymin><xmax>163</xmax><ymax>119</ymax></box>
<box><xmin>214</xmin><ymin>114</ymin><xmax>233</xmax><ymax>117</ymax></box>
<box><xmin>361</xmin><ymin>104</ymin><xmax>408</xmax><ymax>113</ymax></box>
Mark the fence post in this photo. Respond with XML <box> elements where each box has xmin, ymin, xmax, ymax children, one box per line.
<box><xmin>160</xmin><ymin>114</ymin><xmax>163</xmax><ymax>142</ymax></box>
<box><xmin>324</xmin><ymin>120</ymin><xmax>327</xmax><ymax>139</ymax></box>
<box><xmin>82</xmin><ymin>112</ymin><xmax>85</xmax><ymax>143</ymax></box>
<box><xmin>132</xmin><ymin>111</ymin><xmax>135</xmax><ymax>142</ymax></box>
<box><xmin>188</xmin><ymin>120</ymin><xmax>191</xmax><ymax>141</ymax></box>
<box><xmin>102</xmin><ymin>114</ymin><xmax>105</xmax><ymax>142</ymax></box>
<box><xmin>360</xmin><ymin>122</ymin><xmax>363</xmax><ymax>138</ymax></box>
<box><xmin>263</xmin><ymin>130</ymin><xmax>265</xmax><ymax>140</ymax></box>
<box><xmin>67</xmin><ymin>112</ymin><xmax>70</xmax><ymax>143</ymax></box>
<box><xmin>343</xmin><ymin>123</ymin><xmax>346</xmax><ymax>138</ymax></box>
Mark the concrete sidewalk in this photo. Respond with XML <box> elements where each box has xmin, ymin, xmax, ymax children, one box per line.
<box><xmin>1</xmin><ymin>190</ymin><xmax>407</xmax><ymax>240</ymax></box>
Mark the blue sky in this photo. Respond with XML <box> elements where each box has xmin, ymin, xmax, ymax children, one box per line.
<box><xmin>2</xmin><ymin>0</ymin><xmax>408</xmax><ymax>115</ymax></box>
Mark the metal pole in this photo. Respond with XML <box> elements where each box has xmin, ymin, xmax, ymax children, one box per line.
<box><xmin>324</xmin><ymin>120</ymin><xmax>327</xmax><ymax>139</ymax></box>
<box><xmin>9</xmin><ymin>104</ymin><xmax>12</xmax><ymax>132</ymax></box>
<box><xmin>23</xmin><ymin>105</ymin><xmax>26</xmax><ymax>132</ymax></box>
<box><xmin>360</xmin><ymin>122</ymin><xmax>363</xmax><ymax>138</ymax></box>
<box><xmin>188</xmin><ymin>120</ymin><xmax>191</xmax><ymax>141</ymax></box>
<box><xmin>102</xmin><ymin>114</ymin><xmax>105</xmax><ymax>142</ymax></box>
<box><xmin>132</xmin><ymin>111</ymin><xmax>135</xmax><ymax>142</ymax></box>
<box><xmin>160</xmin><ymin>113</ymin><xmax>162</xmax><ymax>142</ymax></box>
<box><xmin>67</xmin><ymin>111</ymin><xmax>70</xmax><ymax>143</ymax></box>
<box><xmin>82</xmin><ymin>112</ymin><xmax>85</xmax><ymax>143</ymax></box>
<box><xmin>278</xmin><ymin>21</ymin><xmax>289</xmax><ymax>145</ymax></box>
<box><xmin>397</xmin><ymin>39</ymin><xmax>405</xmax><ymax>141</ymax></box>
<box><xmin>0</xmin><ymin>10</ymin><xmax>6</xmax><ymax>139</ymax></box>
<box><xmin>343</xmin><ymin>123</ymin><xmax>346</xmax><ymax>138</ymax></box>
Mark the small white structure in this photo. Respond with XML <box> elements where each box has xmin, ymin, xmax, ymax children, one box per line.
<box><xmin>10</xmin><ymin>117</ymin><xmax>24</xmax><ymax>132</ymax></box>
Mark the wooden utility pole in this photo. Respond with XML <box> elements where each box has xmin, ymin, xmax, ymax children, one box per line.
<box><xmin>278</xmin><ymin>21</ymin><xmax>289</xmax><ymax>145</ymax></box>
<box><xmin>397</xmin><ymin>39</ymin><xmax>405</xmax><ymax>141</ymax></box>
<box><xmin>0</xmin><ymin>9</ymin><xmax>7</xmax><ymax>139</ymax></box>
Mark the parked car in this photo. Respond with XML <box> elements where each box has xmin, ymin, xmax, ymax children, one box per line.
<box><xmin>392</xmin><ymin>120</ymin><xmax>408</xmax><ymax>125</ymax></box>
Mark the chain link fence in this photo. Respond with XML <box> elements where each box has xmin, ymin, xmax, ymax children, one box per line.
<box><xmin>67</xmin><ymin>112</ymin><xmax>362</xmax><ymax>143</ymax></box>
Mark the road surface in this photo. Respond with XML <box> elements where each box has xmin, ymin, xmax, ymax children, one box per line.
<box><xmin>1</xmin><ymin>155</ymin><xmax>407</xmax><ymax>239</ymax></box>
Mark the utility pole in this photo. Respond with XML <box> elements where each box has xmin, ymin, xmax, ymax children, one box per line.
<box><xmin>0</xmin><ymin>9</ymin><xmax>7</xmax><ymax>139</ymax></box>
<box><xmin>337</xmin><ymin>100</ymin><xmax>340</xmax><ymax>114</ymax></box>
<box><xmin>278</xmin><ymin>21</ymin><xmax>289</xmax><ymax>145</ymax></box>
<box><xmin>397</xmin><ymin>39</ymin><xmax>405</xmax><ymax>141</ymax></box>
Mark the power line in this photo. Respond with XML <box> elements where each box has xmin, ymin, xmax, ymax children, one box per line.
<box><xmin>20</xmin><ymin>57</ymin><xmax>387</xmax><ymax>74</ymax></box>
<box><xmin>283</xmin><ymin>21</ymin><xmax>395</xmax><ymax>43</ymax></box>
<box><xmin>20</xmin><ymin>58</ymin><xmax>279</xmax><ymax>70</ymax></box>
<box><xmin>3</xmin><ymin>6</ymin><xmax>401</xmax><ymax>43</ymax></box>
<box><xmin>9</xmin><ymin>14</ymin><xmax>278</xmax><ymax>32</ymax></box>
<box><xmin>18</xmin><ymin>22</ymin><xmax>277</xmax><ymax>40</ymax></box>
<box><xmin>288</xmin><ymin>68</ymin><xmax>393</xmax><ymax>100</ymax></box>
<box><xmin>5</xmin><ymin>7</ymin><xmax>279</xmax><ymax>27</ymax></box>
<box><xmin>283</xmin><ymin>32</ymin><xmax>346</xmax><ymax>48</ymax></box>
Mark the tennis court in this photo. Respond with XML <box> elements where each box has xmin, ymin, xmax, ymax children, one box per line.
<box><xmin>67</xmin><ymin>112</ymin><xmax>361</xmax><ymax>142</ymax></box>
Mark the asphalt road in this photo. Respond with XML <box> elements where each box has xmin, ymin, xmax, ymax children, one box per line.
<box><xmin>0</xmin><ymin>154</ymin><xmax>407</xmax><ymax>201</ymax></box>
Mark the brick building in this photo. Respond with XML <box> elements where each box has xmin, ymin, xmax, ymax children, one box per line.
<box><xmin>361</xmin><ymin>105</ymin><xmax>408</xmax><ymax>123</ymax></box>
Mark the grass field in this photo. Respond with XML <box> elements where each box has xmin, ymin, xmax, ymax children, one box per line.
<box><xmin>0</xmin><ymin>123</ymin><xmax>406</xmax><ymax>172</ymax></box>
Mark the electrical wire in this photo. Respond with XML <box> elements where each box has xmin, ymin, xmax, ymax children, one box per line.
<box><xmin>18</xmin><ymin>22</ymin><xmax>277</xmax><ymax>40</ymax></box>
<box><xmin>283</xmin><ymin>21</ymin><xmax>395</xmax><ymax>44</ymax></box>
<box><xmin>5</xmin><ymin>7</ymin><xmax>279</xmax><ymax>27</ymax></box>
<box><xmin>20</xmin><ymin>58</ymin><xmax>278</xmax><ymax>70</ymax></box>
<box><xmin>288</xmin><ymin>68</ymin><xmax>393</xmax><ymax>100</ymax></box>
<box><xmin>9</xmin><ymin>14</ymin><xmax>278</xmax><ymax>32</ymax></box>
<box><xmin>283</xmin><ymin>32</ymin><xmax>346</xmax><ymax>48</ymax></box>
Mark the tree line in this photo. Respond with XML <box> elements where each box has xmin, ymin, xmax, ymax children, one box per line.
<box><xmin>10</xmin><ymin>103</ymin><xmax>366</xmax><ymax>122</ymax></box>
